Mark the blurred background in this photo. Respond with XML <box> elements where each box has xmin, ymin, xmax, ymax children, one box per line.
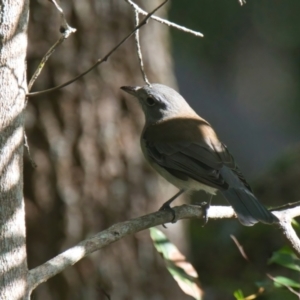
<box><xmin>26</xmin><ymin>0</ymin><xmax>300</xmax><ymax>299</ymax></box>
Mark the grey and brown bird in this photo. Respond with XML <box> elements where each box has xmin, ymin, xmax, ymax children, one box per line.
<box><xmin>121</xmin><ymin>83</ymin><xmax>278</xmax><ymax>226</ymax></box>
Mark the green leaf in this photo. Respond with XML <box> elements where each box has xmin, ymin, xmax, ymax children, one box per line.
<box><xmin>233</xmin><ymin>289</ymin><xmax>244</xmax><ymax>300</ymax></box>
<box><xmin>150</xmin><ymin>227</ymin><xmax>203</xmax><ymax>300</ymax></box>
<box><xmin>292</xmin><ymin>218</ymin><xmax>300</xmax><ymax>229</ymax></box>
<box><xmin>272</xmin><ymin>276</ymin><xmax>300</xmax><ymax>288</ymax></box>
<box><xmin>268</xmin><ymin>247</ymin><xmax>300</xmax><ymax>271</ymax></box>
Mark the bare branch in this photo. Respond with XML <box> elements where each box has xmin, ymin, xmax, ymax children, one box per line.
<box><xmin>25</xmin><ymin>201</ymin><xmax>300</xmax><ymax>295</ymax></box>
<box><xmin>23</xmin><ymin>132</ymin><xmax>37</xmax><ymax>168</ymax></box>
<box><xmin>125</xmin><ymin>0</ymin><xmax>204</xmax><ymax>37</ymax></box>
<box><xmin>133</xmin><ymin>9</ymin><xmax>150</xmax><ymax>85</ymax></box>
<box><xmin>27</xmin><ymin>0</ymin><xmax>168</xmax><ymax>97</ymax></box>
<box><xmin>28</xmin><ymin>0</ymin><xmax>76</xmax><ymax>91</ymax></box>
<box><xmin>26</xmin><ymin>0</ymin><xmax>76</xmax><ymax>171</ymax></box>
<box><xmin>239</xmin><ymin>0</ymin><xmax>246</xmax><ymax>5</ymax></box>
<box><xmin>27</xmin><ymin>204</ymin><xmax>234</xmax><ymax>293</ymax></box>
<box><xmin>267</xmin><ymin>273</ymin><xmax>300</xmax><ymax>297</ymax></box>
<box><xmin>276</xmin><ymin>211</ymin><xmax>300</xmax><ymax>258</ymax></box>
<box><xmin>230</xmin><ymin>235</ymin><xmax>249</xmax><ymax>261</ymax></box>
<box><xmin>271</xmin><ymin>201</ymin><xmax>300</xmax><ymax>212</ymax></box>
<box><xmin>49</xmin><ymin>0</ymin><xmax>75</xmax><ymax>33</ymax></box>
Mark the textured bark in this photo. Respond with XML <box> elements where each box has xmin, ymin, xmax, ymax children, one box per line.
<box><xmin>0</xmin><ymin>0</ymin><xmax>29</xmax><ymax>299</ymax></box>
<box><xmin>26</xmin><ymin>1</ymin><xmax>189</xmax><ymax>299</ymax></box>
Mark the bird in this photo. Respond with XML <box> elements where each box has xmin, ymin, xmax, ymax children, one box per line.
<box><xmin>120</xmin><ymin>83</ymin><xmax>278</xmax><ymax>226</ymax></box>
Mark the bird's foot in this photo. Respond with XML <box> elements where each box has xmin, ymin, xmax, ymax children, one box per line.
<box><xmin>194</xmin><ymin>201</ymin><xmax>210</xmax><ymax>226</ymax></box>
<box><xmin>158</xmin><ymin>189</ymin><xmax>185</xmax><ymax>228</ymax></box>
<box><xmin>159</xmin><ymin>202</ymin><xmax>177</xmax><ymax>228</ymax></box>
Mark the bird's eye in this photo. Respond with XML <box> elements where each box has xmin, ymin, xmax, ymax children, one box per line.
<box><xmin>146</xmin><ymin>97</ymin><xmax>156</xmax><ymax>106</ymax></box>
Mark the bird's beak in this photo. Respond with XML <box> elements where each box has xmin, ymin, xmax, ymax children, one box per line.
<box><xmin>120</xmin><ymin>86</ymin><xmax>140</xmax><ymax>96</ymax></box>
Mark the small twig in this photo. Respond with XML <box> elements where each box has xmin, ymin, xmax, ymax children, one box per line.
<box><xmin>230</xmin><ymin>234</ymin><xmax>249</xmax><ymax>261</ymax></box>
<box><xmin>133</xmin><ymin>9</ymin><xmax>150</xmax><ymax>85</ymax></box>
<box><xmin>24</xmin><ymin>132</ymin><xmax>37</xmax><ymax>168</ymax></box>
<box><xmin>271</xmin><ymin>201</ymin><xmax>300</xmax><ymax>212</ymax></box>
<box><xmin>28</xmin><ymin>0</ymin><xmax>76</xmax><ymax>91</ymax></box>
<box><xmin>267</xmin><ymin>273</ymin><xmax>300</xmax><ymax>297</ymax></box>
<box><xmin>26</xmin><ymin>0</ymin><xmax>76</xmax><ymax>168</ymax></box>
<box><xmin>27</xmin><ymin>0</ymin><xmax>168</xmax><ymax>97</ymax></box>
<box><xmin>50</xmin><ymin>0</ymin><xmax>74</xmax><ymax>33</ymax></box>
<box><xmin>125</xmin><ymin>0</ymin><xmax>203</xmax><ymax>37</ymax></box>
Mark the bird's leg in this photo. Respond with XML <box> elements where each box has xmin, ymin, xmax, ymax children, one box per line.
<box><xmin>159</xmin><ymin>189</ymin><xmax>186</xmax><ymax>225</ymax></box>
<box><xmin>194</xmin><ymin>194</ymin><xmax>212</xmax><ymax>226</ymax></box>
<box><xmin>201</xmin><ymin>194</ymin><xmax>212</xmax><ymax>226</ymax></box>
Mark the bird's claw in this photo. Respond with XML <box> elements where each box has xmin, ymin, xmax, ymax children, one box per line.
<box><xmin>194</xmin><ymin>201</ymin><xmax>210</xmax><ymax>226</ymax></box>
<box><xmin>159</xmin><ymin>203</ymin><xmax>177</xmax><ymax>228</ymax></box>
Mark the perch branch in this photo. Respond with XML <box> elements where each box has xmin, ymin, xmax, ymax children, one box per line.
<box><xmin>27</xmin><ymin>204</ymin><xmax>234</xmax><ymax>293</ymax></box>
<box><xmin>26</xmin><ymin>202</ymin><xmax>300</xmax><ymax>295</ymax></box>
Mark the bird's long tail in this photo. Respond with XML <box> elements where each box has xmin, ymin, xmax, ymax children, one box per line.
<box><xmin>220</xmin><ymin>188</ymin><xmax>278</xmax><ymax>226</ymax></box>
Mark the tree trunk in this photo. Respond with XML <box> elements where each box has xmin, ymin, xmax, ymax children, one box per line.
<box><xmin>26</xmin><ymin>1</ymin><xmax>188</xmax><ymax>299</ymax></box>
<box><xmin>0</xmin><ymin>0</ymin><xmax>29</xmax><ymax>299</ymax></box>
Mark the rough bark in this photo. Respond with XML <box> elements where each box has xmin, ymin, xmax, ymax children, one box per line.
<box><xmin>0</xmin><ymin>0</ymin><xmax>29</xmax><ymax>299</ymax></box>
<box><xmin>26</xmin><ymin>1</ymin><xmax>188</xmax><ymax>299</ymax></box>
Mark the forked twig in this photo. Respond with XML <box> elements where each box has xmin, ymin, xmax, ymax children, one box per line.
<box><xmin>125</xmin><ymin>0</ymin><xmax>203</xmax><ymax>37</ymax></box>
<box><xmin>28</xmin><ymin>0</ymin><xmax>76</xmax><ymax>91</ymax></box>
<box><xmin>27</xmin><ymin>0</ymin><xmax>168</xmax><ymax>97</ymax></box>
<box><xmin>26</xmin><ymin>0</ymin><xmax>76</xmax><ymax>169</ymax></box>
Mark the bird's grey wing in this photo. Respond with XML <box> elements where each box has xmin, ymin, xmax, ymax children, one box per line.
<box><xmin>209</xmin><ymin>141</ymin><xmax>253</xmax><ymax>192</ymax></box>
<box><xmin>144</xmin><ymin>139</ymin><xmax>228</xmax><ymax>190</ymax></box>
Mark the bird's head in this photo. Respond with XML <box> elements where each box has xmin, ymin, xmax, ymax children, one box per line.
<box><xmin>120</xmin><ymin>83</ymin><xmax>195</xmax><ymax>125</ymax></box>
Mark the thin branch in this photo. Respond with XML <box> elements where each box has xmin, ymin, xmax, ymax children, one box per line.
<box><xmin>134</xmin><ymin>9</ymin><xmax>150</xmax><ymax>86</ymax></box>
<box><xmin>50</xmin><ymin>0</ymin><xmax>74</xmax><ymax>33</ymax></box>
<box><xmin>27</xmin><ymin>204</ymin><xmax>234</xmax><ymax>293</ymax></box>
<box><xmin>239</xmin><ymin>0</ymin><xmax>246</xmax><ymax>5</ymax></box>
<box><xmin>125</xmin><ymin>0</ymin><xmax>204</xmax><ymax>37</ymax></box>
<box><xmin>28</xmin><ymin>0</ymin><xmax>76</xmax><ymax>91</ymax></box>
<box><xmin>23</xmin><ymin>132</ymin><xmax>37</xmax><ymax>168</ymax></box>
<box><xmin>267</xmin><ymin>273</ymin><xmax>300</xmax><ymax>297</ymax></box>
<box><xmin>271</xmin><ymin>201</ymin><xmax>300</xmax><ymax>212</ymax></box>
<box><xmin>27</xmin><ymin>0</ymin><xmax>168</xmax><ymax>97</ymax></box>
<box><xmin>26</xmin><ymin>0</ymin><xmax>76</xmax><ymax>170</ymax></box>
<box><xmin>274</xmin><ymin>207</ymin><xmax>300</xmax><ymax>257</ymax></box>
<box><xmin>230</xmin><ymin>234</ymin><xmax>249</xmax><ymax>261</ymax></box>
